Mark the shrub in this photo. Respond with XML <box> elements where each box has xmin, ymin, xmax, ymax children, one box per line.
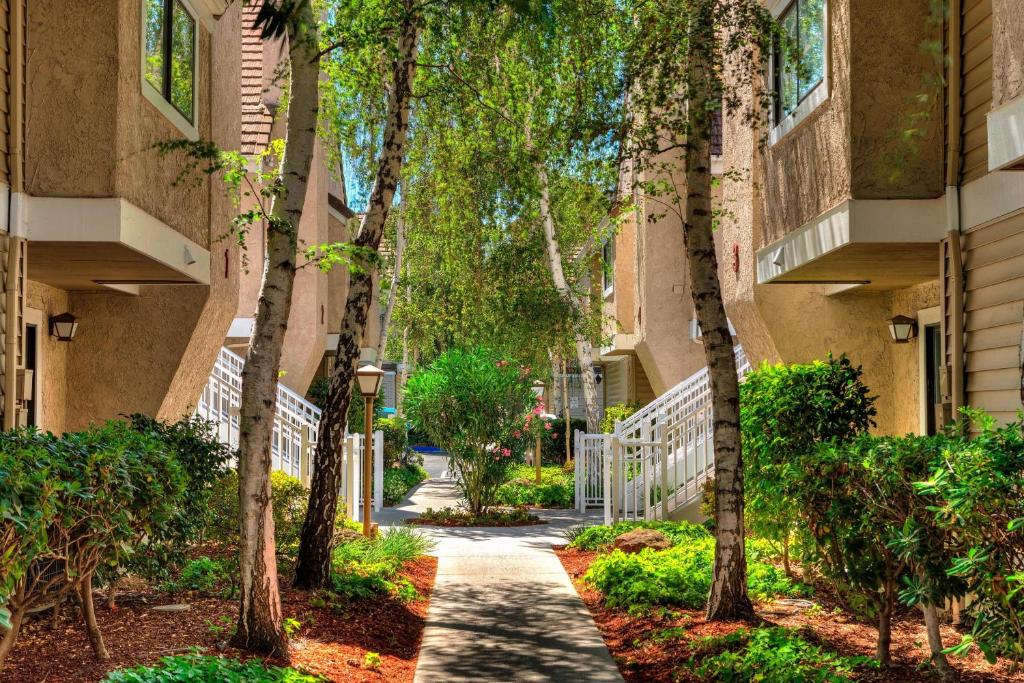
<box><xmin>541</xmin><ymin>417</ymin><xmax>587</xmax><ymax>464</ymax></box>
<box><xmin>0</xmin><ymin>422</ymin><xmax>186</xmax><ymax>663</ymax></box>
<box><xmin>689</xmin><ymin>627</ymin><xmax>876</xmax><ymax>682</ymax></box>
<box><xmin>494</xmin><ymin>465</ymin><xmax>573</xmax><ymax>508</ymax></box>
<box><xmin>600</xmin><ymin>403</ymin><xmax>639</xmax><ymax>434</ymax></box>
<box><xmin>376</xmin><ymin>417</ymin><xmax>410</xmax><ymax>469</ymax></box>
<box><xmin>917</xmin><ymin>411</ymin><xmax>1024</xmax><ymax>664</ymax></box>
<box><xmin>741</xmin><ymin>355</ymin><xmax>876</xmax><ymax>569</ymax></box>
<box><xmin>404</xmin><ymin>347</ymin><xmax>536</xmax><ymax>514</ymax></box>
<box><xmin>123</xmin><ymin>414</ymin><xmax>234</xmax><ymax>582</ymax></box>
<box><xmin>568</xmin><ymin>520</ymin><xmax>711</xmax><ymax>551</ymax></box>
<box><xmin>103</xmin><ymin>653</ymin><xmax>325</xmax><ymax>682</ymax></box>
<box><xmin>207</xmin><ymin>470</ymin><xmax>340</xmax><ymax>554</ymax></box>
<box><xmin>164</xmin><ymin>556</ymin><xmax>228</xmax><ymax>594</ymax></box>
<box><xmin>409</xmin><ymin>506</ymin><xmax>542</xmax><ymax>527</ymax></box>
<box><xmin>383</xmin><ymin>463</ymin><xmax>428</xmax><ymax>505</ymax></box>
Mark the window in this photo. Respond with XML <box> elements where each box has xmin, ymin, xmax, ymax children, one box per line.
<box><xmin>144</xmin><ymin>0</ymin><xmax>196</xmax><ymax>124</ymax></box>
<box><xmin>602</xmin><ymin>239</ymin><xmax>614</xmax><ymax>297</ymax></box>
<box><xmin>772</xmin><ymin>0</ymin><xmax>826</xmax><ymax>123</ymax></box>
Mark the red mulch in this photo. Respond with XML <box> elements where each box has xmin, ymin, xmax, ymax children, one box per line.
<box><xmin>1</xmin><ymin>556</ymin><xmax>437</xmax><ymax>683</ymax></box>
<box><xmin>556</xmin><ymin>547</ymin><xmax>1024</xmax><ymax>683</ymax></box>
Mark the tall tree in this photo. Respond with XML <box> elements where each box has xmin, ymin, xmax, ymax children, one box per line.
<box><xmin>294</xmin><ymin>0</ymin><xmax>421</xmax><ymax>589</ymax></box>
<box><xmin>622</xmin><ymin>0</ymin><xmax>777</xmax><ymax>620</ymax></box>
<box><xmin>231</xmin><ymin>0</ymin><xmax>320</xmax><ymax>657</ymax></box>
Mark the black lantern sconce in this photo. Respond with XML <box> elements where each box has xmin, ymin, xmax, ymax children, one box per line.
<box><xmin>888</xmin><ymin>314</ymin><xmax>917</xmax><ymax>344</ymax></box>
<box><xmin>49</xmin><ymin>313</ymin><xmax>79</xmax><ymax>342</ymax></box>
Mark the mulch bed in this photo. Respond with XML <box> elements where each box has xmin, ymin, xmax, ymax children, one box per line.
<box><xmin>556</xmin><ymin>547</ymin><xmax>1024</xmax><ymax>683</ymax></box>
<box><xmin>2</xmin><ymin>556</ymin><xmax>437</xmax><ymax>683</ymax></box>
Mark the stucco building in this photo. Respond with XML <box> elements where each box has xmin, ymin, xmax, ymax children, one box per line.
<box><xmin>0</xmin><ymin>0</ymin><xmax>369</xmax><ymax>435</ymax></box>
<box><xmin>719</xmin><ymin>0</ymin><xmax>1024</xmax><ymax>434</ymax></box>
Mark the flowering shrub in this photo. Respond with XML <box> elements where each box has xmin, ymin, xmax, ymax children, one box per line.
<box><xmin>404</xmin><ymin>347</ymin><xmax>537</xmax><ymax>514</ymax></box>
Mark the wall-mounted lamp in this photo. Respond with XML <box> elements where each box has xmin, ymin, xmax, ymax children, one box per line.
<box><xmin>49</xmin><ymin>312</ymin><xmax>79</xmax><ymax>341</ymax></box>
<box><xmin>888</xmin><ymin>314</ymin><xmax>917</xmax><ymax>344</ymax></box>
<box><xmin>594</xmin><ymin>365</ymin><xmax>604</xmax><ymax>385</ymax></box>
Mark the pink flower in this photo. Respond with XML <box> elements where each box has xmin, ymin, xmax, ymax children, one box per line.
<box><xmin>533</xmin><ymin>406</ymin><xmax>544</xmax><ymax>415</ymax></box>
<box><xmin>501</xmin><ymin>447</ymin><xmax>511</xmax><ymax>457</ymax></box>
<box><xmin>513</xmin><ymin>430</ymin><xmax>522</xmax><ymax>439</ymax></box>
<box><xmin>544</xmin><ymin>422</ymin><xmax>552</xmax><ymax>430</ymax></box>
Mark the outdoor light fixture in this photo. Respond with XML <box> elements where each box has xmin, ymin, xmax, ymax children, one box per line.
<box><xmin>355</xmin><ymin>364</ymin><xmax>385</xmax><ymax>537</ymax></box>
<box><xmin>49</xmin><ymin>313</ymin><xmax>79</xmax><ymax>341</ymax></box>
<box><xmin>594</xmin><ymin>366</ymin><xmax>604</xmax><ymax>385</ymax></box>
<box><xmin>888</xmin><ymin>315</ymin><xmax>918</xmax><ymax>343</ymax></box>
<box><xmin>531</xmin><ymin>379</ymin><xmax>546</xmax><ymax>484</ymax></box>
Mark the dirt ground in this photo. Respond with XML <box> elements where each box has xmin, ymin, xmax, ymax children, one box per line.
<box><xmin>1</xmin><ymin>556</ymin><xmax>437</xmax><ymax>683</ymax></box>
<box><xmin>556</xmin><ymin>547</ymin><xmax>1024</xmax><ymax>683</ymax></box>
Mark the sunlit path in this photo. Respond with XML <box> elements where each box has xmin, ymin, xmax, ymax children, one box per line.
<box><xmin>380</xmin><ymin>455</ymin><xmax>621</xmax><ymax>682</ymax></box>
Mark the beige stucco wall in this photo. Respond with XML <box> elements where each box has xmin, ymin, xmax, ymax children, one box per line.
<box><xmin>27</xmin><ymin>3</ymin><xmax>243</xmax><ymax>433</ymax></box>
<box><xmin>24</xmin><ymin>281</ymin><xmax>70</xmax><ymax>432</ymax></box>
<box><xmin>719</xmin><ymin>0</ymin><xmax>942</xmax><ymax>437</ymax></box>
<box><xmin>27</xmin><ymin>0</ymin><xmax>215</xmax><ymax>248</ymax></box>
<box><xmin>992</xmin><ymin>0</ymin><xmax>1024</xmax><ymax>107</ymax></box>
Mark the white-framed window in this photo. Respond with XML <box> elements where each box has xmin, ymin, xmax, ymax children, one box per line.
<box><xmin>602</xmin><ymin>239</ymin><xmax>615</xmax><ymax>298</ymax></box>
<box><xmin>769</xmin><ymin>0</ymin><xmax>827</xmax><ymax>145</ymax></box>
<box><xmin>142</xmin><ymin>0</ymin><xmax>198</xmax><ymax>138</ymax></box>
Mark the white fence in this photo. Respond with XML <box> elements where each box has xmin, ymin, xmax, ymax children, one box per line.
<box><xmin>576</xmin><ymin>346</ymin><xmax>750</xmax><ymax>523</ymax></box>
<box><xmin>197</xmin><ymin>347</ymin><xmax>383</xmax><ymax>514</ymax></box>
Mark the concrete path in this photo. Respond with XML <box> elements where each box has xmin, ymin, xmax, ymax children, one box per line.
<box><xmin>381</xmin><ymin>455</ymin><xmax>623</xmax><ymax>682</ymax></box>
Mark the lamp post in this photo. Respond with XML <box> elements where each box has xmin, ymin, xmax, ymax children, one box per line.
<box><xmin>532</xmin><ymin>380</ymin><xmax>545</xmax><ymax>485</ymax></box>
<box><xmin>356</xmin><ymin>364</ymin><xmax>385</xmax><ymax>537</ymax></box>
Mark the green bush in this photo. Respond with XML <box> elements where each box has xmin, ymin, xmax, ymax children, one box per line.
<box><xmin>404</xmin><ymin>347</ymin><xmax>536</xmax><ymax>514</ymax></box>
<box><xmin>207</xmin><ymin>470</ymin><xmax>340</xmax><ymax>554</ymax></box>
<box><xmin>376</xmin><ymin>417</ymin><xmax>410</xmax><ymax>469</ymax></box>
<box><xmin>0</xmin><ymin>422</ymin><xmax>186</xmax><ymax>660</ymax></box>
<box><xmin>741</xmin><ymin>355</ymin><xmax>876</xmax><ymax>564</ymax></box>
<box><xmin>124</xmin><ymin>414</ymin><xmax>234</xmax><ymax>582</ymax></box>
<box><xmin>494</xmin><ymin>465</ymin><xmax>573</xmax><ymax>508</ymax></box>
<box><xmin>568</xmin><ymin>520</ymin><xmax>712</xmax><ymax>551</ymax></box>
<box><xmin>103</xmin><ymin>653</ymin><xmax>324</xmax><ymax>682</ymax></box>
<box><xmin>689</xmin><ymin>627</ymin><xmax>875</xmax><ymax>682</ymax></box>
<box><xmin>541</xmin><ymin>417</ymin><xmax>587</xmax><ymax>463</ymax></box>
<box><xmin>383</xmin><ymin>463</ymin><xmax>428</xmax><ymax>505</ymax></box>
<box><xmin>164</xmin><ymin>556</ymin><xmax>228</xmax><ymax>593</ymax></box>
<box><xmin>600</xmin><ymin>403</ymin><xmax>639</xmax><ymax>434</ymax></box>
<box><xmin>917</xmin><ymin>411</ymin><xmax>1024</xmax><ymax>663</ymax></box>
<box><xmin>583</xmin><ymin>530</ymin><xmax>808</xmax><ymax>609</ymax></box>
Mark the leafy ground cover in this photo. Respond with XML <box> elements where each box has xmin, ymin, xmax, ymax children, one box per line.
<box><xmin>494</xmin><ymin>464</ymin><xmax>574</xmax><ymax>508</ymax></box>
<box><xmin>557</xmin><ymin>546</ymin><xmax>1023</xmax><ymax>682</ymax></box>
<box><xmin>4</xmin><ymin>535</ymin><xmax>438</xmax><ymax>682</ymax></box>
<box><xmin>407</xmin><ymin>506</ymin><xmax>545</xmax><ymax>527</ymax></box>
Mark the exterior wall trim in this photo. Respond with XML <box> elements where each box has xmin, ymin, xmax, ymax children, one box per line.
<box><xmin>917</xmin><ymin>305</ymin><xmax>940</xmax><ymax>435</ymax></box>
<box><xmin>21</xmin><ymin>196</ymin><xmax>211</xmax><ymax>284</ymax></box>
<box><xmin>987</xmin><ymin>94</ymin><xmax>1024</xmax><ymax>171</ymax></box>
<box><xmin>755</xmin><ymin>198</ymin><xmax>948</xmax><ymax>284</ymax></box>
<box><xmin>960</xmin><ymin>171</ymin><xmax>1024</xmax><ymax>231</ymax></box>
<box><xmin>139</xmin><ymin>0</ymin><xmax>202</xmax><ymax>140</ymax></box>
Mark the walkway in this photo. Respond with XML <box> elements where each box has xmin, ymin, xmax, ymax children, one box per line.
<box><xmin>379</xmin><ymin>455</ymin><xmax>623</xmax><ymax>683</ymax></box>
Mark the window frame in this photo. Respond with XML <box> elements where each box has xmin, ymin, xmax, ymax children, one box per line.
<box><xmin>767</xmin><ymin>0</ymin><xmax>828</xmax><ymax>146</ymax></box>
<box><xmin>602</xmin><ymin>238</ymin><xmax>615</xmax><ymax>299</ymax></box>
<box><xmin>140</xmin><ymin>0</ymin><xmax>199</xmax><ymax>140</ymax></box>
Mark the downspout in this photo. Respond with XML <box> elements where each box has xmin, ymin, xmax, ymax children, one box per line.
<box><xmin>945</xmin><ymin>0</ymin><xmax>965</xmax><ymax>423</ymax></box>
<box><xmin>3</xmin><ymin>0</ymin><xmax>25</xmax><ymax>429</ymax></box>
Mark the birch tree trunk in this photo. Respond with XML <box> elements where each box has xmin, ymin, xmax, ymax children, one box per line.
<box><xmin>536</xmin><ymin>161</ymin><xmax>601</xmax><ymax>433</ymax></box>
<box><xmin>376</xmin><ymin>197</ymin><xmax>406</xmax><ymax>361</ymax></box>
<box><xmin>294</xmin><ymin>8</ymin><xmax>420</xmax><ymax>589</ymax></box>
<box><xmin>685</xmin><ymin>0</ymin><xmax>753</xmax><ymax>622</ymax></box>
<box><xmin>231</xmin><ymin>4</ymin><xmax>320</xmax><ymax>658</ymax></box>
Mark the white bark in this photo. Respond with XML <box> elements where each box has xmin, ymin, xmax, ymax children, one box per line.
<box><xmin>233</xmin><ymin>3</ymin><xmax>319</xmax><ymax>657</ymax></box>
<box><xmin>536</xmin><ymin>161</ymin><xmax>601</xmax><ymax>433</ymax></box>
<box><xmin>376</xmin><ymin>196</ymin><xmax>407</xmax><ymax>362</ymax></box>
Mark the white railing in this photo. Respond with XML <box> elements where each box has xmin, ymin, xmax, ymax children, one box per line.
<box><xmin>574</xmin><ymin>430</ymin><xmax>610</xmax><ymax>513</ymax></box>
<box><xmin>575</xmin><ymin>346</ymin><xmax>749</xmax><ymax>523</ymax></box>
<box><xmin>196</xmin><ymin>347</ymin><xmax>383</xmax><ymax>513</ymax></box>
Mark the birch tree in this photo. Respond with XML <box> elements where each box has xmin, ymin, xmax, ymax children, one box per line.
<box><xmin>231</xmin><ymin>0</ymin><xmax>320</xmax><ymax>657</ymax></box>
<box><xmin>622</xmin><ymin>0</ymin><xmax>778</xmax><ymax>620</ymax></box>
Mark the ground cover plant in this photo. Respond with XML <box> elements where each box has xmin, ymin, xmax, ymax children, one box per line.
<box><xmin>495</xmin><ymin>464</ymin><xmax>573</xmax><ymax>508</ymax></box>
<box><xmin>330</xmin><ymin>527</ymin><xmax>435</xmax><ymax>602</ymax></box>
<box><xmin>576</xmin><ymin>522</ymin><xmax>808</xmax><ymax>610</ymax></box>
<box><xmin>103</xmin><ymin>653</ymin><xmax>325</xmax><ymax>682</ymax></box>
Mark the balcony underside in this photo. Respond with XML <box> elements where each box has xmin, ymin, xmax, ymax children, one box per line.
<box><xmin>763</xmin><ymin>242</ymin><xmax>939</xmax><ymax>290</ymax></box>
